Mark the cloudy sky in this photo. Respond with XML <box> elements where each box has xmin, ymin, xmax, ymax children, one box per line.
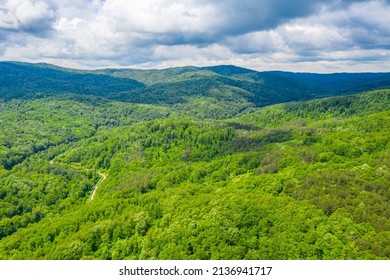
<box><xmin>1</xmin><ymin>0</ymin><xmax>390</xmax><ymax>72</ymax></box>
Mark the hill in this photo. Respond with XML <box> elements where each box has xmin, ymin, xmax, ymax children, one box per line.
<box><xmin>2</xmin><ymin>62</ymin><xmax>390</xmax><ymax>111</ymax></box>
<box><xmin>0</xmin><ymin>62</ymin><xmax>390</xmax><ymax>260</ymax></box>
<box><xmin>273</xmin><ymin>71</ymin><xmax>390</xmax><ymax>95</ymax></box>
<box><xmin>0</xmin><ymin>62</ymin><xmax>145</xmax><ymax>100</ymax></box>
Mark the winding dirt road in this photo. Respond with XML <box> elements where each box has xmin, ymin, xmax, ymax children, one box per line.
<box><xmin>48</xmin><ymin>158</ymin><xmax>106</xmax><ymax>202</ymax></box>
<box><xmin>89</xmin><ymin>171</ymin><xmax>107</xmax><ymax>201</ymax></box>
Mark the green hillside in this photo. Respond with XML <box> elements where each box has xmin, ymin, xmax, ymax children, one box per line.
<box><xmin>0</xmin><ymin>62</ymin><xmax>390</xmax><ymax>259</ymax></box>
<box><xmin>0</xmin><ymin>62</ymin><xmax>389</xmax><ymax>259</ymax></box>
<box><xmin>0</xmin><ymin>62</ymin><xmax>145</xmax><ymax>100</ymax></box>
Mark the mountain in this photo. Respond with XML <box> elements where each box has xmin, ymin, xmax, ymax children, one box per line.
<box><xmin>0</xmin><ymin>62</ymin><xmax>145</xmax><ymax>100</ymax></box>
<box><xmin>2</xmin><ymin>62</ymin><xmax>390</xmax><ymax>109</ymax></box>
<box><xmin>0</xmin><ymin>61</ymin><xmax>390</xmax><ymax>260</ymax></box>
<box><xmin>273</xmin><ymin>71</ymin><xmax>390</xmax><ymax>95</ymax></box>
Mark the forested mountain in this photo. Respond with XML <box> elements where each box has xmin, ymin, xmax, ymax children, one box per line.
<box><xmin>0</xmin><ymin>62</ymin><xmax>145</xmax><ymax>100</ymax></box>
<box><xmin>3</xmin><ymin>62</ymin><xmax>390</xmax><ymax>106</ymax></box>
<box><xmin>0</xmin><ymin>61</ymin><xmax>389</xmax><ymax>260</ymax></box>
<box><xmin>273</xmin><ymin>71</ymin><xmax>390</xmax><ymax>95</ymax></box>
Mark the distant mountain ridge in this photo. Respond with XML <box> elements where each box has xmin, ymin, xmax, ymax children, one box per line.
<box><xmin>272</xmin><ymin>71</ymin><xmax>390</xmax><ymax>95</ymax></box>
<box><xmin>1</xmin><ymin>61</ymin><xmax>390</xmax><ymax>108</ymax></box>
<box><xmin>0</xmin><ymin>61</ymin><xmax>145</xmax><ymax>100</ymax></box>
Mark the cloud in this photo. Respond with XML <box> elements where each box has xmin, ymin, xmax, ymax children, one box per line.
<box><xmin>336</xmin><ymin>1</ymin><xmax>390</xmax><ymax>49</ymax></box>
<box><xmin>0</xmin><ymin>0</ymin><xmax>57</xmax><ymax>36</ymax></box>
<box><xmin>85</xmin><ymin>0</ymin><xmax>331</xmax><ymax>47</ymax></box>
<box><xmin>281</xmin><ymin>0</ymin><xmax>390</xmax><ymax>59</ymax></box>
<box><xmin>208</xmin><ymin>0</ymin><xmax>327</xmax><ymax>36</ymax></box>
<box><xmin>220</xmin><ymin>1</ymin><xmax>390</xmax><ymax>65</ymax></box>
<box><xmin>1</xmin><ymin>0</ymin><xmax>390</xmax><ymax>72</ymax></box>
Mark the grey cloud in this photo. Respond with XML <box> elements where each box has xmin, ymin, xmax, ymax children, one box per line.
<box><xmin>347</xmin><ymin>27</ymin><xmax>390</xmax><ymax>50</ymax></box>
<box><xmin>314</xmin><ymin>1</ymin><xmax>390</xmax><ymax>51</ymax></box>
<box><xmin>0</xmin><ymin>0</ymin><xmax>57</xmax><ymax>37</ymax></box>
<box><xmin>225</xmin><ymin>1</ymin><xmax>390</xmax><ymax>55</ymax></box>
<box><xmin>89</xmin><ymin>0</ymin><xmax>390</xmax><ymax>69</ymax></box>
<box><xmin>196</xmin><ymin>0</ymin><xmax>373</xmax><ymax>40</ymax></box>
<box><xmin>1</xmin><ymin>0</ymin><xmax>390</xmax><ymax>72</ymax></box>
<box><xmin>212</xmin><ymin>0</ymin><xmax>324</xmax><ymax>34</ymax></box>
<box><xmin>131</xmin><ymin>0</ymin><xmax>321</xmax><ymax>47</ymax></box>
<box><xmin>342</xmin><ymin>24</ymin><xmax>390</xmax><ymax>50</ymax></box>
<box><xmin>222</xmin><ymin>31</ymin><xmax>280</xmax><ymax>54</ymax></box>
<box><xmin>129</xmin><ymin>0</ymin><xmax>369</xmax><ymax>47</ymax></box>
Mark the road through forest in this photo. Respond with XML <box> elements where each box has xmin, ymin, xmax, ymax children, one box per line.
<box><xmin>89</xmin><ymin>171</ymin><xmax>107</xmax><ymax>201</ymax></box>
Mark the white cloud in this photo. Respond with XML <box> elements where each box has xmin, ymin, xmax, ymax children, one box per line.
<box><xmin>99</xmin><ymin>0</ymin><xmax>216</xmax><ymax>34</ymax></box>
<box><xmin>1</xmin><ymin>0</ymin><xmax>390</xmax><ymax>72</ymax></box>
<box><xmin>0</xmin><ymin>0</ymin><xmax>56</xmax><ymax>34</ymax></box>
<box><xmin>280</xmin><ymin>23</ymin><xmax>350</xmax><ymax>53</ymax></box>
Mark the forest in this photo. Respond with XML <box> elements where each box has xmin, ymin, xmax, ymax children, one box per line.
<box><xmin>0</xmin><ymin>62</ymin><xmax>389</xmax><ymax>259</ymax></box>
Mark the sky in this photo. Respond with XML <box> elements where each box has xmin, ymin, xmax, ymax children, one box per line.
<box><xmin>1</xmin><ymin>0</ymin><xmax>390</xmax><ymax>72</ymax></box>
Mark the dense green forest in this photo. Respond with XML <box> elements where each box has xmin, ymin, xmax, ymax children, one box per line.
<box><xmin>0</xmin><ymin>62</ymin><xmax>389</xmax><ymax>259</ymax></box>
